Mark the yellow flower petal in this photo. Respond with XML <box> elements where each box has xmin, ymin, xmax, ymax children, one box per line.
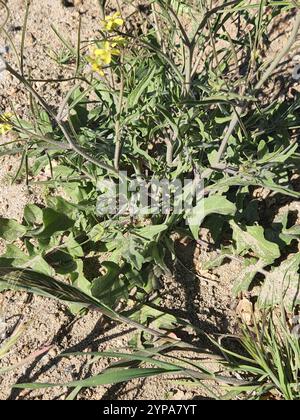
<box><xmin>92</xmin><ymin>63</ymin><xmax>104</xmax><ymax>76</ymax></box>
<box><xmin>0</xmin><ymin>113</ymin><xmax>12</xmax><ymax>135</ymax></box>
<box><xmin>110</xmin><ymin>48</ymin><xmax>120</xmax><ymax>56</ymax></box>
<box><xmin>114</xmin><ymin>18</ymin><xmax>124</xmax><ymax>26</ymax></box>
<box><xmin>101</xmin><ymin>12</ymin><xmax>124</xmax><ymax>31</ymax></box>
<box><xmin>112</xmin><ymin>12</ymin><xmax>121</xmax><ymax>19</ymax></box>
<box><xmin>87</xmin><ymin>55</ymin><xmax>105</xmax><ymax>76</ymax></box>
<box><xmin>111</xmin><ymin>36</ymin><xmax>126</xmax><ymax>47</ymax></box>
<box><xmin>102</xmin><ymin>41</ymin><xmax>111</xmax><ymax>51</ymax></box>
<box><xmin>105</xmin><ymin>21</ymin><xmax>113</xmax><ymax>31</ymax></box>
<box><xmin>95</xmin><ymin>49</ymin><xmax>112</xmax><ymax>65</ymax></box>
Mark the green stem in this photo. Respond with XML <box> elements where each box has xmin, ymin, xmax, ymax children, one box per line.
<box><xmin>215</xmin><ymin>11</ymin><xmax>300</xmax><ymax>165</ymax></box>
<box><xmin>5</xmin><ymin>63</ymin><xmax>120</xmax><ymax>178</ymax></box>
<box><xmin>114</xmin><ymin>55</ymin><xmax>125</xmax><ymax>171</ymax></box>
<box><xmin>98</xmin><ymin>0</ymin><xmax>106</xmax><ymax>19</ymax></box>
<box><xmin>184</xmin><ymin>45</ymin><xmax>193</xmax><ymax>96</ymax></box>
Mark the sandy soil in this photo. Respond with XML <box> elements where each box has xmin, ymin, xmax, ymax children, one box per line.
<box><xmin>0</xmin><ymin>0</ymin><xmax>299</xmax><ymax>400</ymax></box>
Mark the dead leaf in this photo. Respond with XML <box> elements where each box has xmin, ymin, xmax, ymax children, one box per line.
<box><xmin>236</xmin><ymin>298</ymin><xmax>253</xmax><ymax>325</ymax></box>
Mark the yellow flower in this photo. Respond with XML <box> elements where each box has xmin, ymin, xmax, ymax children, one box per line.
<box><xmin>92</xmin><ymin>42</ymin><xmax>121</xmax><ymax>66</ymax></box>
<box><xmin>0</xmin><ymin>113</ymin><xmax>12</xmax><ymax>135</ymax></box>
<box><xmin>87</xmin><ymin>38</ymin><xmax>124</xmax><ymax>76</ymax></box>
<box><xmin>87</xmin><ymin>54</ymin><xmax>105</xmax><ymax>77</ymax></box>
<box><xmin>110</xmin><ymin>35</ymin><xmax>126</xmax><ymax>47</ymax></box>
<box><xmin>94</xmin><ymin>49</ymin><xmax>111</xmax><ymax>65</ymax></box>
<box><xmin>91</xmin><ymin>61</ymin><xmax>105</xmax><ymax>76</ymax></box>
<box><xmin>88</xmin><ymin>56</ymin><xmax>105</xmax><ymax>76</ymax></box>
<box><xmin>94</xmin><ymin>42</ymin><xmax>113</xmax><ymax>65</ymax></box>
<box><xmin>101</xmin><ymin>12</ymin><xmax>124</xmax><ymax>32</ymax></box>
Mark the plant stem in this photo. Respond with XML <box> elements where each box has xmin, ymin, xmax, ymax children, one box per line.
<box><xmin>5</xmin><ymin>63</ymin><xmax>120</xmax><ymax>178</ymax></box>
<box><xmin>56</xmin><ymin>81</ymin><xmax>83</xmax><ymax>121</ymax></box>
<box><xmin>116</xmin><ymin>30</ymin><xmax>184</xmax><ymax>83</ymax></box>
<box><xmin>114</xmin><ymin>55</ymin><xmax>125</xmax><ymax>171</ymax></box>
<box><xmin>98</xmin><ymin>0</ymin><xmax>106</xmax><ymax>19</ymax></box>
<box><xmin>191</xmin><ymin>0</ymin><xmax>240</xmax><ymax>47</ymax></box>
<box><xmin>215</xmin><ymin>11</ymin><xmax>300</xmax><ymax>165</ymax></box>
<box><xmin>164</xmin><ymin>2</ymin><xmax>191</xmax><ymax>47</ymax></box>
<box><xmin>165</xmin><ymin>138</ymin><xmax>174</xmax><ymax>166</ymax></box>
<box><xmin>151</xmin><ymin>2</ymin><xmax>165</xmax><ymax>53</ymax></box>
<box><xmin>184</xmin><ymin>45</ymin><xmax>193</xmax><ymax>96</ymax></box>
<box><xmin>20</xmin><ymin>1</ymin><xmax>30</xmax><ymax>76</ymax></box>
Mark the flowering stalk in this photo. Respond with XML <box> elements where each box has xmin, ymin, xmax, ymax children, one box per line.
<box><xmin>101</xmin><ymin>12</ymin><xmax>124</xmax><ymax>32</ymax></box>
<box><xmin>87</xmin><ymin>13</ymin><xmax>125</xmax><ymax>78</ymax></box>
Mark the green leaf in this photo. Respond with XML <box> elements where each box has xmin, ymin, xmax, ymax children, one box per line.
<box><xmin>46</xmin><ymin>196</ymin><xmax>78</xmax><ymax>217</ymax></box>
<box><xmin>37</xmin><ymin>209</ymin><xmax>74</xmax><ymax>240</ymax></box>
<box><xmin>91</xmin><ymin>262</ymin><xmax>122</xmax><ymax>301</ymax></box>
<box><xmin>232</xmin><ymin>260</ymin><xmax>266</xmax><ymax>296</ymax></box>
<box><xmin>14</xmin><ymin>367</ymin><xmax>177</xmax><ymax>390</ymax></box>
<box><xmin>132</xmin><ymin>136</ymin><xmax>157</xmax><ymax>166</ymax></box>
<box><xmin>70</xmin><ymin>259</ymin><xmax>91</xmax><ymax>296</ymax></box>
<box><xmin>131</xmin><ymin>301</ymin><xmax>178</xmax><ymax>331</ymax></box>
<box><xmin>45</xmin><ymin>250</ymin><xmax>77</xmax><ymax>275</ymax></box>
<box><xmin>135</xmin><ymin>224</ymin><xmax>168</xmax><ymax>240</ymax></box>
<box><xmin>127</xmin><ymin>66</ymin><xmax>157</xmax><ymax>108</ymax></box>
<box><xmin>202</xmin><ymin>253</ymin><xmax>228</xmax><ymax>270</ymax></box>
<box><xmin>0</xmin><ymin>219</ymin><xmax>27</xmax><ymax>242</ymax></box>
<box><xmin>24</xmin><ymin>204</ymin><xmax>43</xmax><ymax>225</ymax></box>
<box><xmin>230</xmin><ymin>222</ymin><xmax>281</xmax><ymax>264</ymax></box>
<box><xmin>207</xmin><ymin>150</ymin><xmax>218</xmax><ymax>166</ymax></box>
<box><xmin>0</xmin><ymin>245</ymin><xmax>54</xmax><ymax>276</ymax></box>
<box><xmin>0</xmin><ymin>267</ymin><xmax>116</xmax><ymax>320</ymax></box>
<box><xmin>59</xmin><ymin>350</ymin><xmax>181</xmax><ymax>371</ymax></box>
<box><xmin>258</xmin><ymin>254</ymin><xmax>300</xmax><ymax>311</ymax></box>
<box><xmin>187</xmin><ymin>195</ymin><xmax>236</xmax><ymax>239</ymax></box>
<box><xmin>122</xmin><ymin>237</ymin><xmax>145</xmax><ymax>271</ymax></box>
<box><xmin>0</xmin><ymin>244</ymin><xmax>30</xmax><ymax>267</ymax></box>
<box><xmin>209</xmin><ymin>175</ymin><xmax>300</xmax><ymax>199</ymax></box>
<box><xmin>284</xmin><ymin>225</ymin><xmax>300</xmax><ymax>236</ymax></box>
<box><xmin>204</xmin><ymin>196</ymin><xmax>236</xmax><ymax>218</ymax></box>
<box><xmin>30</xmin><ymin>256</ymin><xmax>55</xmax><ymax>276</ymax></box>
<box><xmin>257</xmin><ymin>143</ymin><xmax>298</xmax><ymax>164</ymax></box>
<box><xmin>88</xmin><ymin>224</ymin><xmax>105</xmax><ymax>242</ymax></box>
<box><xmin>66</xmin><ymin>234</ymin><xmax>84</xmax><ymax>258</ymax></box>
